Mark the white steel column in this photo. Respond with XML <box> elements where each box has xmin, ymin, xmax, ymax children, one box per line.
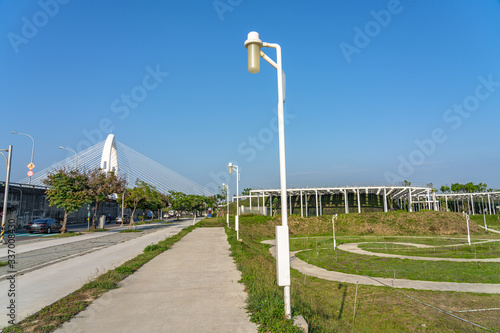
<box><xmin>315</xmin><ymin>190</ymin><xmax>319</xmax><ymax>217</ymax></box>
<box><xmin>383</xmin><ymin>188</ymin><xmax>388</xmax><ymax>213</ymax></box>
<box><xmin>487</xmin><ymin>194</ymin><xmax>492</xmax><ymax>215</ymax></box>
<box><xmin>357</xmin><ymin>189</ymin><xmax>361</xmax><ymax>214</ymax></box>
<box><xmin>305</xmin><ymin>193</ymin><xmax>308</xmax><ymax>217</ymax></box>
<box><xmin>408</xmin><ymin>188</ymin><xmax>413</xmax><ymax>212</ymax></box>
<box><xmin>250</xmin><ymin>192</ymin><xmax>252</xmax><ymax>210</ymax></box>
<box><xmin>471</xmin><ymin>195</ymin><xmax>475</xmax><ymax>215</ymax></box>
<box><xmin>300</xmin><ymin>190</ymin><xmax>303</xmax><ymax>217</ymax></box>
<box><xmin>445</xmin><ymin>196</ymin><xmax>448</xmax><ymax>212</ymax></box>
<box><xmin>344</xmin><ymin>189</ymin><xmax>349</xmax><ymax>214</ymax></box>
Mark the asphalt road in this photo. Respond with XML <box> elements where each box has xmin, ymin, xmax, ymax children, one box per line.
<box><xmin>0</xmin><ymin>219</ymin><xmax>184</xmax><ymax>281</ymax></box>
<box><xmin>12</xmin><ymin>218</ymin><xmax>177</xmax><ymax>241</ymax></box>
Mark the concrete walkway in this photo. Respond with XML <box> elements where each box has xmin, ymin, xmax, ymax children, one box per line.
<box><xmin>263</xmin><ymin>240</ymin><xmax>500</xmax><ymax>294</ymax></box>
<box><xmin>0</xmin><ymin>220</ymin><xmax>194</xmax><ymax>328</ymax></box>
<box><xmin>56</xmin><ymin>227</ymin><xmax>257</xmax><ymax>333</ymax></box>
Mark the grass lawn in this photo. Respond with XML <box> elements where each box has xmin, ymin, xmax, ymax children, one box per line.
<box><xmin>358</xmin><ymin>240</ymin><xmax>500</xmax><ymax>259</ymax></box>
<box><xmin>470</xmin><ymin>214</ymin><xmax>500</xmax><ymax>229</ymax></box>
<box><xmin>221</xmin><ymin>213</ymin><xmax>500</xmax><ymax>332</ymax></box>
<box><xmin>295</xmin><ymin>248</ymin><xmax>500</xmax><ymax>283</ymax></box>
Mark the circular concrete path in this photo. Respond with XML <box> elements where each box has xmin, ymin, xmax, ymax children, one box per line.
<box><xmin>262</xmin><ymin>239</ymin><xmax>500</xmax><ymax>294</ymax></box>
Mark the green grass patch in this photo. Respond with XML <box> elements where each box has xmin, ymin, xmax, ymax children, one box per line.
<box><xmin>470</xmin><ymin>214</ymin><xmax>500</xmax><ymax>229</ymax></box>
<box><xmin>296</xmin><ymin>248</ymin><xmax>500</xmax><ymax>283</ymax></box>
<box><xmin>289</xmin><ymin>235</ymin><xmax>478</xmax><ymax>252</ymax></box>
<box><xmin>197</xmin><ymin>217</ymin><xmax>226</xmax><ymax>228</ymax></box>
<box><xmin>225</xmin><ymin>223</ymin><xmax>303</xmax><ymax>332</ymax></box>
<box><xmin>47</xmin><ymin>231</ymin><xmax>82</xmax><ymax>238</ymax></box>
<box><xmin>119</xmin><ymin>229</ymin><xmax>142</xmax><ymax>233</ymax></box>
<box><xmin>3</xmin><ymin>225</ymin><xmax>197</xmax><ymax>333</ymax></box>
<box><xmin>87</xmin><ymin>228</ymin><xmax>108</xmax><ymax>232</ymax></box>
<box><xmin>358</xmin><ymin>241</ymin><xmax>500</xmax><ymax>259</ymax></box>
<box><xmin>0</xmin><ymin>261</ymin><xmax>8</xmax><ymax>267</ymax></box>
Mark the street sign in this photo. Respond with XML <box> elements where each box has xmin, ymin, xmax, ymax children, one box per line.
<box><xmin>27</xmin><ymin>170</ymin><xmax>34</xmax><ymax>177</ymax></box>
<box><xmin>27</xmin><ymin>162</ymin><xmax>35</xmax><ymax>170</ymax></box>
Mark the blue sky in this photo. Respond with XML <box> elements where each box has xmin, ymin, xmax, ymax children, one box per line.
<box><xmin>1</xmin><ymin>0</ymin><xmax>499</xmax><ymax>196</ymax></box>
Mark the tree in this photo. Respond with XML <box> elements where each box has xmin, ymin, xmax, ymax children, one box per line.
<box><xmin>145</xmin><ymin>188</ymin><xmax>163</xmax><ymax>221</ymax></box>
<box><xmin>241</xmin><ymin>188</ymin><xmax>252</xmax><ymax>196</ymax></box>
<box><xmin>169</xmin><ymin>191</ymin><xmax>188</xmax><ymax>220</ymax></box>
<box><xmin>87</xmin><ymin>169</ymin><xmax>126</xmax><ymax>229</ymax></box>
<box><xmin>403</xmin><ymin>180</ymin><xmax>411</xmax><ymax>187</ymax></box>
<box><xmin>440</xmin><ymin>185</ymin><xmax>450</xmax><ymax>193</ymax></box>
<box><xmin>44</xmin><ymin>167</ymin><xmax>91</xmax><ymax>233</ymax></box>
<box><xmin>124</xmin><ymin>180</ymin><xmax>156</xmax><ymax>226</ymax></box>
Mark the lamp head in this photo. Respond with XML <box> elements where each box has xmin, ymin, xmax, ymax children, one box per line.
<box><xmin>244</xmin><ymin>31</ymin><xmax>263</xmax><ymax>74</ymax></box>
<box><xmin>228</xmin><ymin>162</ymin><xmax>233</xmax><ymax>174</ymax></box>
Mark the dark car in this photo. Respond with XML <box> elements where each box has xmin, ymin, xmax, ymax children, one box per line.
<box><xmin>26</xmin><ymin>218</ymin><xmax>62</xmax><ymax>234</ymax></box>
<box><xmin>115</xmin><ymin>215</ymin><xmax>130</xmax><ymax>224</ymax></box>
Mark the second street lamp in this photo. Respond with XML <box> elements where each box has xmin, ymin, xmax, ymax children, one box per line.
<box><xmin>59</xmin><ymin>146</ymin><xmax>78</xmax><ymax>169</ymax></box>
<box><xmin>228</xmin><ymin>162</ymin><xmax>240</xmax><ymax>239</ymax></box>
<box><xmin>11</xmin><ymin>131</ymin><xmax>35</xmax><ymax>184</ymax></box>
<box><xmin>244</xmin><ymin>31</ymin><xmax>291</xmax><ymax>319</ymax></box>
<box><xmin>223</xmin><ymin>183</ymin><xmax>229</xmax><ymax>227</ymax></box>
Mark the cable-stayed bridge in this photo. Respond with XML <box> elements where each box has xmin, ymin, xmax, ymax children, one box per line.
<box><xmin>19</xmin><ymin>134</ymin><xmax>213</xmax><ymax>196</ymax></box>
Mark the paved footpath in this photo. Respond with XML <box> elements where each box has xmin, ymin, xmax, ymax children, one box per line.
<box><xmin>0</xmin><ymin>220</ymin><xmax>195</xmax><ymax>328</ymax></box>
<box><xmin>56</xmin><ymin>227</ymin><xmax>257</xmax><ymax>333</ymax></box>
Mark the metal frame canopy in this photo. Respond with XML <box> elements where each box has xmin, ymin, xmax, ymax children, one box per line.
<box><xmin>246</xmin><ymin>185</ymin><xmax>433</xmax><ymax>215</ymax></box>
<box><xmin>241</xmin><ymin>186</ymin><xmax>500</xmax><ymax>216</ymax></box>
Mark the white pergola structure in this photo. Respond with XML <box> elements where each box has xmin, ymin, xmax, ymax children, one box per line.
<box><xmin>244</xmin><ymin>186</ymin><xmax>436</xmax><ymax>217</ymax></box>
<box><xmin>436</xmin><ymin>192</ymin><xmax>500</xmax><ymax>215</ymax></box>
<box><xmin>237</xmin><ymin>187</ymin><xmax>500</xmax><ymax>216</ymax></box>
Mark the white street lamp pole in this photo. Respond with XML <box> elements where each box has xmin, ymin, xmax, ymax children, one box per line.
<box><xmin>244</xmin><ymin>31</ymin><xmax>291</xmax><ymax>319</ymax></box>
<box><xmin>223</xmin><ymin>183</ymin><xmax>229</xmax><ymax>227</ymax></box>
<box><xmin>463</xmin><ymin>211</ymin><xmax>471</xmax><ymax>246</ymax></box>
<box><xmin>228</xmin><ymin>163</ymin><xmax>240</xmax><ymax>239</ymax></box>
<box><xmin>332</xmin><ymin>214</ymin><xmax>338</xmax><ymax>248</ymax></box>
<box><xmin>12</xmin><ymin>132</ymin><xmax>35</xmax><ymax>184</ymax></box>
<box><xmin>59</xmin><ymin>146</ymin><xmax>78</xmax><ymax>169</ymax></box>
<box><xmin>483</xmin><ymin>210</ymin><xmax>488</xmax><ymax>232</ymax></box>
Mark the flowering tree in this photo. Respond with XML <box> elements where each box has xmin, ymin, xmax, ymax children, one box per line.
<box><xmin>44</xmin><ymin>167</ymin><xmax>91</xmax><ymax>233</ymax></box>
<box><xmin>87</xmin><ymin>169</ymin><xmax>126</xmax><ymax>229</ymax></box>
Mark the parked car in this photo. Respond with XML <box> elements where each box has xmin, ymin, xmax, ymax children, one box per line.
<box><xmin>115</xmin><ymin>215</ymin><xmax>130</xmax><ymax>224</ymax></box>
<box><xmin>26</xmin><ymin>218</ymin><xmax>62</xmax><ymax>234</ymax></box>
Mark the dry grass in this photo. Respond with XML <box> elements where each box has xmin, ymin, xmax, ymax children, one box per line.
<box><xmin>240</xmin><ymin>211</ymin><xmax>485</xmax><ymax>240</ymax></box>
